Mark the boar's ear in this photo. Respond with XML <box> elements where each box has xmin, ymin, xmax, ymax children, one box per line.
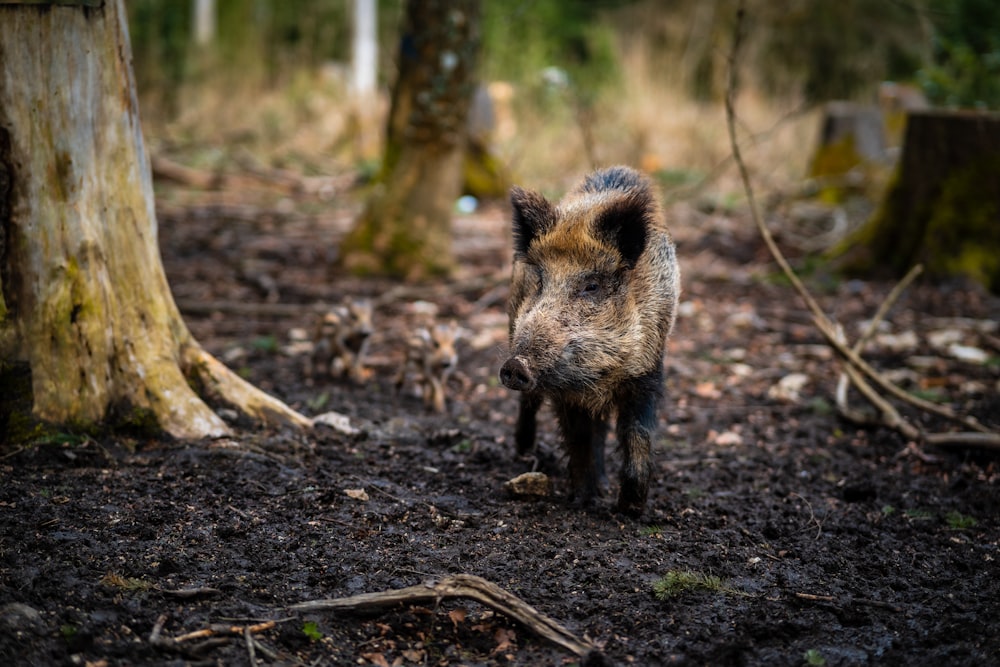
<box><xmin>510</xmin><ymin>186</ymin><xmax>556</xmax><ymax>256</ymax></box>
<box><xmin>594</xmin><ymin>190</ymin><xmax>651</xmax><ymax>268</ymax></box>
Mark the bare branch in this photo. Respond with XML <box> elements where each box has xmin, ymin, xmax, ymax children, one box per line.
<box><xmin>289</xmin><ymin>574</ymin><xmax>602</xmax><ymax>661</ymax></box>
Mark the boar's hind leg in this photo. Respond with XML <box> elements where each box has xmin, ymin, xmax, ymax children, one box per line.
<box><xmin>514</xmin><ymin>393</ymin><xmax>543</xmax><ymax>454</ymax></box>
<box><xmin>555</xmin><ymin>403</ymin><xmax>609</xmax><ymax>504</ymax></box>
<box><xmin>616</xmin><ymin>387</ymin><xmax>659</xmax><ymax>517</ymax></box>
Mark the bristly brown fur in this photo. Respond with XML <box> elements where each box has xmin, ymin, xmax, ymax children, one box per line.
<box><xmin>500</xmin><ymin>166</ymin><xmax>680</xmax><ymax>517</ymax></box>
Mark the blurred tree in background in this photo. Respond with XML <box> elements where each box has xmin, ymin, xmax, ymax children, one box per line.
<box><xmin>128</xmin><ymin>0</ymin><xmax>402</xmax><ymax>123</ymax></box>
<box><xmin>754</xmin><ymin>0</ymin><xmax>925</xmax><ymax>103</ymax></box>
<box><xmin>122</xmin><ymin>0</ymin><xmax>1000</xmax><ymax>288</ymax></box>
<box><xmin>126</xmin><ymin>0</ymin><xmax>949</xmax><ymax>145</ymax></box>
<box><xmin>338</xmin><ymin>0</ymin><xmax>481</xmax><ymax>280</ymax></box>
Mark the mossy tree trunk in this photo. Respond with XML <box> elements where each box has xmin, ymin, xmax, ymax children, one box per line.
<box><xmin>838</xmin><ymin>110</ymin><xmax>1000</xmax><ymax>293</ymax></box>
<box><xmin>339</xmin><ymin>0</ymin><xmax>480</xmax><ymax>280</ymax></box>
<box><xmin>0</xmin><ymin>0</ymin><xmax>311</xmax><ymax>440</ymax></box>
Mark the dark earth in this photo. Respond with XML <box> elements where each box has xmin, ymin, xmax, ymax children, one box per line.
<box><xmin>2</xmin><ymin>177</ymin><xmax>999</xmax><ymax>667</ymax></box>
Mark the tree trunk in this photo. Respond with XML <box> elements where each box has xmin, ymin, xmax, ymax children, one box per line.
<box><xmin>0</xmin><ymin>0</ymin><xmax>310</xmax><ymax>440</ymax></box>
<box><xmin>339</xmin><ymin>0</ymin><xmax>480</xmax><ymax>280</ymax></box>
<box><xmin>838</xmin><ymin>110</ymin><xmax>1000</xmax><ymax>293</ymax></box>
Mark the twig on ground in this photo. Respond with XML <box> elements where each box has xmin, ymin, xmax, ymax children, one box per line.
<box><xmin>794</xmin><ymin>591</ymin><xmax>902</xmax><ymax>613</ymax></box>
<box><xmin>289</xmin><ymin>574</ymin><xmax>603</xmax><ymax>662</ymax></box>
<box><xmin>251</xmin><ymin>637</ymin><xmax>283</xmax><ymax>662</ymax></box>
<box><xmin>149</xmin><ymin>614</ymin><xmax>167</xmax><ymax>644</ymax></box>
<box><xmin>724</xmin><ymin>0</ymin><xmax>999</xmax><ymax>448</ymax></box>
<box><xmin>790</xmin><ymin>493</ymin><xmax>823</xmax><ymax>540</ymax></box>
<box><xmin>244</xmin><ymin>626</ymin><xmax>258</xmax><ymax>667</ymax></box>
<box><xmin>924</xmin><ymin>432</ymin><xmax>1000</xmax><ymax>450</ymax></box>
<box><xmin>174</xmin><ymin>621</ymin><xmax>277</xmax><ymax>643</ymax></box>
<box><xmin>159</xmin><ymin>587</ymin><xmax>223</xmax><ymax>599</ymax></box>
<box><xmin>834</xmin><ymin>265</ymin><xmax>922</xmax><ymax>434</ymax></box>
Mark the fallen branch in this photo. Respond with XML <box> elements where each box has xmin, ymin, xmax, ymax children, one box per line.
<box><xmin>148</xmin><ymin>615</ymin><xmax>279</xmax><ymax>661</ymax></box>
<box><xmin>176</xmin><ymin>300</ymin><xmax>320</xmax><ymax>318</ymax></box>
<box><xmin>835</xmin><ymin>265</ymin><xmax>923</xmax><ymax>438</ymax></box>
<box><xmin>151</xmin><ymin>153</ymin><xmax>352</xmax><ymax>198</ymax></box>
<box><xmin>159</xmin><ymin>586</ymin><xmax>223</xmax><ymax>599</ymax></box>
<box><xmin>794</xmin><ymin>592</ymin><xmax>902</xmax><ymax>613</ymax></box>
<box><xmin>289</xmin><ymin>574</ymin><xmax>610</xmax><ymax>665</ymax></box>
<box><xmin>151</xmin><ymin>154</ymin><xmax>222</xmax><ymax>189</ymax></box>
<box><xmin>724</xmin><ymin>1</ymin><xmax>999</xmax><ymax>448</ymax></box>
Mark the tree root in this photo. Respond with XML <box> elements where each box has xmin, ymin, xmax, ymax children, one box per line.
<box><xmin>181</xmin><ymin>343</ymin><xmax>313</xmax><ymax>432</ymax></box>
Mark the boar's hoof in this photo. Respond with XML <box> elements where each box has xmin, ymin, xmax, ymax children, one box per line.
<box><xmin>499</xmin><ymin>357</ymin><xmax>535</xmax><ymax>391</ymax></box>
<box><xmin>616</xmin><ymin>489</ymin><xmax>647</xmax><ymax>519</ymax></box>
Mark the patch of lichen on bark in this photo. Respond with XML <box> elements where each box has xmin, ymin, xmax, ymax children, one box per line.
<box><xmin>340</xmin><ymin>201</ymin><xmax>454</xmax><ymax>280</ymax></box>
<box><xmin>833</xmin><ymin>166</ymin><xmax>910</xmax><ymax>275</ymax></box>
<box><xmin>809</xmin><ymin>134</ymin><xmax>888</xmax><ymax>205</ymax></box>
<box><xmin>0</xmin><ymin>361</ymin><xmax>45</xmax><ymax>445</ymax></box>
<box><xmin>922</xmin><ymin>156</ymin><xmax>1000</xmax><ymax>292</ymax></box>
<box><xmin>463</xmin><ymin>142</ymin><xmax>508</xmax><ymax>199</ymax></box>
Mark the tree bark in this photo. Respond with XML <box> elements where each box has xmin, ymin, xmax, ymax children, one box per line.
<box><xmin>0</xmin><ymin>0</ymin><xmax>310</xmax><ymax>439</ymax></box>
<box><xmin>838</xmin><ymin>110</ymin><xmax>1000</xmax><ymax>293</ymax></box>
<box><xmin>339</xmin><ymin>0</ymin><xmax>480</xmax><ymax>280</ymax></box>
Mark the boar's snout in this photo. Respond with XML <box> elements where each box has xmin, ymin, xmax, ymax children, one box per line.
<box><xmin>499</xmin><ymin>356</ymin><xmax>535</xmax><ymax>391</ymax></box>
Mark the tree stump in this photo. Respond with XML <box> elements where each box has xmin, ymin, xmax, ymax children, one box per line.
<box><xmin>808</xmin><ymin>101</ymin><xmax>890</xmax><ymax>203</ymax></box>
<box><xmin>0</xmin><ymin>0</ymin><xmax>311</xmax><ymax>439</ymax></box>
<box><xmin>838</xmin><ymin>110</ymin><xmax>1000</xmax><ymax>292</ymax></box>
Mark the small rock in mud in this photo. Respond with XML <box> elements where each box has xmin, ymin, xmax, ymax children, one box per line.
<box><xmin>503</xmin><ymin>471</ymin><xmax>551</xmax><ymax>497</ymax></box>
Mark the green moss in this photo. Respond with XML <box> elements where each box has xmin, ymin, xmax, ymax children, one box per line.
<box><xmin>922</xmin><ymin>156</ymin><xmax>1000</xmax><ymax>291</ymax></box>
<box><xmin>0</xmin><ymin>361</ymin><xmax>42</xmax><ymax>445</ymax></box>
<box><xmin>835</xmin><ymin>152</ymin><xmax>1000</xmax><ymax>293</ymax></box>
<box><xmin>341</xmin><ymin>195</ymin><xmax>455</xmax><ymax>280</ymax></box>
<box><xmin>809</xmin><ymin>134</ymin><xmax>864</xmax><ymax>204</ymax></box>
<box><xmin>810</xmin><ymin>134</ymin><xmax>863</xmax><ymax>179</ymax></box>
<box><xmin>108</xmin><ymin>404</ymin><xmax>162</xmax><ymax>439</ymax></box>
<box><xmin>809</xmin><ymin>133</ymin><xmax>892</xmax><ymax>204</ymax></box>
<box><xmin>652</xmin><ymin>569</ymin><xmax>748</xmax><ymax>600</ymax></box>
<box><xmin>462</xmin><ymin>143</ymin><xmax>508</xmax><ymax>199</ymax></box>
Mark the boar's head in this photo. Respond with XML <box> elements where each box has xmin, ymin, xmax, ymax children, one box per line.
<box><xmin>500</xmin><ymin>168</ymin><xmax>678</xmax><ymax>413</ymax></box>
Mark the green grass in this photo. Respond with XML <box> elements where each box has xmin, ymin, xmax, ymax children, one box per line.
<box><xmin>639</xmin><ymin>525</ymin><xmax>664</xmax><ymax>538</ymax></box>
<box><xmin>803</xmin><ymin>648</ymin><xmax>827</xmax><ymax>666</ymax></box>
<box><xmin>652</xmin><ymin>569</ymin><xmax>747</xmax><ymax>600</ymax></box>
<box><xmin>302</xmin><ymin>621</ymin><xmax>323</xmax><ymax>641</ymax></box>
<box><xmin>945</xmin><ymin>511</ymin><xmax>978</xmax><ymax>530</ymax></box>
<box><xmin>251</xmin><ymin>335</ymin><xmax>279</xmax><ymax>353</ymax></box>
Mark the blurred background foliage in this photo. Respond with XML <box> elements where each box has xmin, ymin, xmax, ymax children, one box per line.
<box><xmin>126</xmin><ymin>0</ymin><xmax>999</xmax><ymax>189</ymax></box>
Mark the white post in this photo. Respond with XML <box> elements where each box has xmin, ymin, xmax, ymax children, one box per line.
<box><xmin>352</xmin><ymin>0</ymin><xmax>377</xmax><ymax>98</ymax></box>
<box><xmin>193</xmin><ymin>0</ymin><xmax>216</xmax><ymax>46</ymax></box>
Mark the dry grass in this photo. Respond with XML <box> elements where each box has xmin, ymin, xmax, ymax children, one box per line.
<box><xmin>138</xmin><ymin>49</ymin><xmax>819</xmax><ymax>202</ymax></box>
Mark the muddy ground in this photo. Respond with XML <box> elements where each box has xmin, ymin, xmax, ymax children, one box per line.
<box><xmin>2</xmin><ymin>181</ymin><xmax>999</xmax><ymax>667</ymax></box>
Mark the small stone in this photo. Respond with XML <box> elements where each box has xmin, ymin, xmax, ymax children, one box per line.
<box><xmin>767</xmin><ymin>373</ymin><xmax>810</xmax><ymax>403</ymax></box>
<box><xmin>313</xmin><ymin>411</ymin><xmax>361</xmax><ymax>436</ymax></box>
<box><xmin>503</xmin><ymin>472</ymin><xmax>551</xmax><ymax>497</ymax></box>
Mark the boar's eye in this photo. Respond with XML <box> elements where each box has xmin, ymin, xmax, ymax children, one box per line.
<box><xmin>576</xmin><ymin>276</ymin><xmax>604</xmax><ymax>299</ymax></box>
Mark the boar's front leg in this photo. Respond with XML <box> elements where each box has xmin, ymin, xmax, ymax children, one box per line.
<box><xmin>555</xmin><ymin>402</ymin><xmax>609</xmax><ymax>505</ymax></box>
<box><xmin>514</xmin><ymin>392</ymin><xmax>543</xmax><ymax>455</ymax></box>
<box><xmin>615</xmin><ymin>385</ymin><xmax>659</xmax><ymax>517</ymax></box>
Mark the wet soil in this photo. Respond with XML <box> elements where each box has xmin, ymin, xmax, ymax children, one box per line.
<box><xmin>2</xmin><ymin>186</ymin><xmax>999</xmax><ymax>666</ymax></box>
